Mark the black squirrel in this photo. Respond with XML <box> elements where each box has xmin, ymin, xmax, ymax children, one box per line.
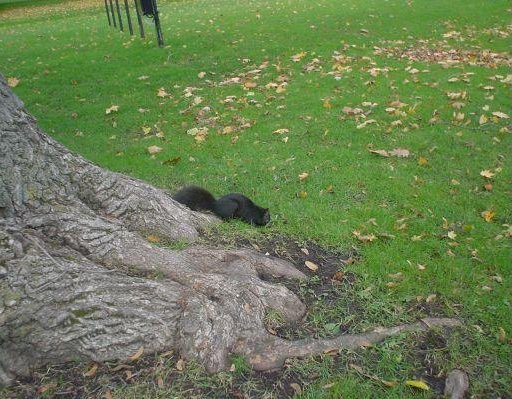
<box><xmin>173</xmin><ymin>186</ymin><xmax>270</xmax><ymax>226</ymax></box>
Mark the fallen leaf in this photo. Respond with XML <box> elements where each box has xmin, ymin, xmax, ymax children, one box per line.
<box><xmin>480</xmin><ymin>170</ymin><xmax>495</xmax><ymax>179</ymax></box>
<box><xmin>147</xmin><ymin>145</ymin><xmax>162</xmax><ymax>155</ymax></box>
<box><xmin>356</xmin><ymin>119</ymin><xmax>377</xmax><ymax>129</ymax></box>
<box><xmin>289</xmin><ymin>382</ymin><xmax>302</xmax><ymax>394</ymax></box>
<box><xmin>481</xmin><ymin>209</ymin><xmax>495</xmax><ymax>222</ymax></box>
<box><xmin>157</xmin><ymin>377</ymin><xmax>164</xmax><ymax>388</ymax></box>
<box><xmin>105</xmin><ymin>105</ymin><xmax>119</xmax><ymax>114</ymax></box>
<box><xmin>484</xmin><ymin>183</ymin><xmax>493</xmax><ymax>191</ymax></box>
<box><xmin>273</xmin><ymin>128</ymin><xmax>289</xmax><ymax>134</ymax></box>
<box><xmin>405</xmin><ymin>380</ymin><xmax>430</xmax><ymax>390</ymax></box>
<box><xmin>147</xmin><ymin>235</ymin><xmax>161</xmax><ymax>243</ymax></box>
<box><xmin>157</xmin><ymin>87</ymin><xmax>170</xmax><ymax>98</ymax></box>
<box><xmin>479</xmin><ymin>115</ymin><xmax>488</xmax><ymax>125</ymax></box>
<box><xmin>298</xmin><ymin>172</ymin><xmax>309</xmax><ymax>181</ymax></box>
<box><xmin>84</xmin><ymin>364</ymin><xmax>98</xmax><ymax>377</ymax></box>
<box><xmin>162</xmin><ymin>157</ymin><xmax>181</xmax><ymax>166</ymax></box>
<box><xmin>498</xmin><ymin>327</ymin><xmax>507</xmax><ymax>343</ymax></box>
<box><xmin>297</xmin><ymin>190</ymin><xmax>307</xmax><ymax>199</ymax></box>
<box><xmin>176</xmin><ymin>358</ymin><xmax>185</xmax><ymax>371</ymax></box>
<box><xmin>417</xmin><ymin>156</ymin><xmax>428</xmax><ymax>166</ymax></box>
<box><xmin>389</xmin><ymin>148</ymin><xmax>410</xmax><ymax>157</ymax></box>
<box><xmin>291</xmin><ymin>51</ymin><xmax>306</xmax><ymax>62</ymax></box>
<box><xmin>492</xmin><ymin>111</ymin><xmax>509</xmax><ymax>119</ymax></box>
<box><xmin>305</xmin><ymin>260</ymin><xmax>319</xmax><ymax>271</ymax></box>
<box><xmin>198</xmin><ymin>71</ymin><xmax>206</xmax><ymax>79</ymax></box>
<box><xmin>104</xmin><ymin>390</ymin><xmax>113</xmax><ymax>399</ymax></box>
<box><xmin>129</xmin><ymin>346</ymin><xmax>144</xmax><ymax>361</ymax></box>
<box><xmin>7</xmin><ymin>77</ymin><xmax>20</xmax><ymax>87</ymax></box>
<box><xmin>353</xmin><ymin>231</ymin><xmax>376</xmax><ymax>242</ymax></box>
<box><xmin>369</xmin><ymin>149</ymin><xmax>389</xmax><ymax>157</ymax></box>
<box><xmin>447</xmin><ymin>231</ymin><xmax>457</xmax><ymax>240</ymax></box>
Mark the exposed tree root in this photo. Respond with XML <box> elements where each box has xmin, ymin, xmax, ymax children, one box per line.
<box><xmin>0</xmin><ymin>74</ymin><xmax>462</xmax><ymax>387</ymax></box>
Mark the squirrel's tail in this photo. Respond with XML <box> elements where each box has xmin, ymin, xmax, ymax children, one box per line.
<box><xmin>173</xmin><ymin>186</ymin><xmax>217</xmax><ymax>211</ymax></box>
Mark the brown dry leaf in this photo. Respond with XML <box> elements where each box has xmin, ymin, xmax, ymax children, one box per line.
<box><xmin>323</xmin><ymin>100</ymin><xmax>333</xmax><ymax>109</ymax></box>
<box><xmin>484</xmin><ymin>183</ymin><xmax>493</xmax><ymax>191</ymax></box>
<box><xmin>105</xmin><ymin>105</ymin><xmax>119</xmax><ymax>114</ymax></box>
<box><xmin>157</xmin><ymin>87</ymin><xmax>170</xmax><ymax>98</ymax></box>
<box><xmin>298</xmin><ymin>172</ymin><xmax>309</xmax><ymax>181</ymax></box>
<box><xmin>353</xmin><ymin>231</ymin><xmax>377</xmax><ymax>242</ymax></box>
<box><xmin>129</xmin><ymin>346</ymin><xmax>144</xmax><ymax>361</ymax></box>
<box><xmin>479</xmin><ymin>114</ymin><xmax>488</xmax><ymax>125</ymax></box>
<box><xmin>147</xmin><ymin>145</ymin><xmax>162</xmax><ymax>155</ymax></box>
<box><xmin>369</xmin><ymin>149</ymin><xmax>389</xmax><ymax>157</ymax></box>
<box><xmin>332</xmin><ymin>271</ymin><xmax>345</xmax><ymax>281</ymax></box>
<box><xmin>342</xmin><ymin>106</ymin><xmax>364</xmax><ymax>115</ymax></box>
<box><xmin>289</xmin><ymin>382</ymin><xmax>302</xmax><ymax>394</ymax></box>
<box><xmin>389</xmin><ymin>148</ymin><xmax>410</xmax><ymax>157</ymax></box>
<box><xmin>325</xmin><ymin>184</ymin><xmax>334</xmax><ymax>193</ymax></box>
<box><xmin>176</xmin><ymin>358</ymin><xmax>185</xmax><ymax>371</ymax></box>
<box><xmin>104</xmin><ymin>390</ymin><xmax>113</xmax><ymax>399</ymax></box>
<box><xmin>7</xmin><ymin>77</ymin><xmax>20</xmax><ymax>87</ymax></box>
<box><xmin>198</xmin><ymin>71</ymin><xmax>206</xmax><ymax>79</ymax></box>
<box><xmin>291</xmin><ymin>51</ymin><xmax>306</xmax><ymax>62</ymax></box>
<box><xmin>147</xmin><ymin>235</ymin><xmax>161</xmax><ymax>243</ymax></box>
<box><xmin>305</xmin><ymin>260</ymin><xmax>319</xmax><ymax>271</ymax></box>
<box><xmin>157</xmin><ymin>377</ymin><xmax>164</xmax><ymax>388</ymax></box>
<box><xmin>84</xmin><ymin>364</ymin><xmax>98</xmax><ymax>377</ymax></box>
<box><xmin>125</xmin><ymin>370</ymin><xmax>133</xmax><ymax>380</ymax></box>
<box><xmin>492</xmin><ymin>111</ymin><xmax>509</xmax><ymax>119</ymax></box>
<box><xmin>405</xmin><ymin>380</ymin><xmax>430</xmax><ymax>390</ymax></box>
<box><xmin>273</xmin><ymin>128</ymin><xmax>289</xmax><ymax>134</ymax></box>
<box><xmin>220</xmin><ymin>126</ymin><xmax>236</xmax><ymax>135</ymax></box>
<box><xmin>37</xmin><ymin>384</ymin><xmax>57</xmax><ymax>394</ymax></box>
<box><xmin>498</xmin><ymin>327</ymin><xmax>507</xmax><ymax>343</ymax></box>
<box><xmin>162</xmin><ymin>157</ymin><xmax>181</xmax><ymax>166</ymax></box>
<box><xmin>356</xmin><ymin>119</ymin><xmax>377</xmax><ymax>129</ymax></box>
<box><xmin>244</xmin><ymin>81</ymin><xmax>257</xmax><ymax>89</ymax></box>
<box><xmin>480</xmin><ymin>170</ymin><xmax>495</xmax><ymax>178</ymax></box>
<box><xmin>481</xmin><ymin>209</ymin><xmax>495</xmax><ymax>222</ymax></box>
<box><xmin>417</xmin><ymin>156</ymin><xmax>428</xmax><ymax>166</ymax></box>
<box><xmin>447</xmin><ymin>231</ymin><xmax>457</xmax><ymax>240</ymax></box>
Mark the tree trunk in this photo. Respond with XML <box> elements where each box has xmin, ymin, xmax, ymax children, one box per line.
<box><xmin>0</xmin><ymin>75</ymin><xmax>460</xmax><ymax>386</ymax></box>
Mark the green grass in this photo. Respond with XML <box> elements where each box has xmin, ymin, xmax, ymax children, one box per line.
<box><xmin>1</xmin><ymin>0</ymin><xmax>511</xmax><ymax>397</ymax></box>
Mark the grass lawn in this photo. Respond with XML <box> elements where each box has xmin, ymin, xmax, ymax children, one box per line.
<box><xmin>1</xmin><ymin>0</ymin><xmax>511</xmax><ymax>397</ymax></box>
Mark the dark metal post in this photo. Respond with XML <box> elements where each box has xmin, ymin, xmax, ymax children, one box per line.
<box><xmin>134</xmin><ymin>0</ymin><xmax>145</xmax><ymax>38</ymax></box>
<box><xmin>104</xmin><ymin>0</ymin><xmax>112</xmax><ymax>26</ymax></box>
<box><xmin>109</xmin><ymin>0</ymin><xmax>117</xmax><ymax>27</ymax></box>
<box><xmin>123</xmin><ymin>0</ymin><xmax>134</xmax><ymax>35</ymax></box>
<box><xmin>114</xmin><ymin>0</ymin><xmax>124</xmax><ymax>31</ymax></box>
<box><xmin>150</xmin><ymin>0</ymin><xmax>164</xmax><ymax>47</ymax></box>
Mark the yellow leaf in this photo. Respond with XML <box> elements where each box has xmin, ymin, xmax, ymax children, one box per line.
<box><xmin>481</xmin><ymin>209</ymin><xmax>495</xmax><ymax>222</ymax></box>
<box><xmin>298</xmin><ymin>172</ymin><xmax>309</xmax><ymax>181</ymax></box>
<box><xmin>7</xmin><ymin>77</ymin><xmax>20</xmax><ymax>87</ymax></box>
<box><xmin>405</xmin><ymin>380</ymin><xmax>430</xmax><ymax>390</ymax></box>
<box><xmin>291</xmin><ymin>51</ymin><xmax>306</xmax><ymax>62</ymax></box>
<box><xmin>129</xmin><ymin>346</ymin><xmax>144</xmax><ymax>361</ymax></box>
<box><xmin>305</xmin><ymin>260</ymin><xmax>319</xmax><ymax>271</ymax></box>
<box><xmin>297</xmin><ymin>190</ymin><xmax>308</xmax><ymax>199</ymax></box>
<box><xmin>84</xmin><ymin>364</ymin><xmax>98</xmax><ymax>377</ymax></box>
<box><xmin>176</xmin><ymin>358</ymin><xmax>185</xmax><ymax>371</ymax></box>
<box><xmin>273</xmin><ymin>128</ymin><xmax>289</xmax><ymax>134</ymax></box>
<box><xmin>479</xmin><ymin>114</ymin><xmax>488</xmax><ymax>125</ymax></box>
<box><xmin>480</xmin><ymin>170</ymin><xmax>495</xmax><ymax>178</ymax></box>
<box><xmin>157</xmin><ymin>87</ymin><xmax>170</xmax><ymax>97</ymax></box>
<box><xmin>147</xmin><ymin>235</ymin><xmax>161</xmax><ymax>243</ymax></box>
<box><xmin>323</xmin><ymin>100</ymin><xmax>333</xmax><ymax>109</ymax></box>
<box><xmin>105</xmin><ymin>105</ymin><xmax>119</xmax><ymax>114</ymax></box>
<box><xmin>498</xmin><ymin>327</ymin><xmax>507</xmax><ymax>343</ymax></box>
<box><xmin>417</xmin><ymin>156</ymin><xmax>428</xmax><ymax>166</ymax></box>
<box><xmin>142</xmin><ymin>126</ymin><xmax>152</xmax><ymax>135</ymax></box>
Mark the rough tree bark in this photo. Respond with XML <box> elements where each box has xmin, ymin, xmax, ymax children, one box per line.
<box><xmin>0</xmin><ymin>75</ymin><xmax>460</xmax><ymax>386</ymax></box>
